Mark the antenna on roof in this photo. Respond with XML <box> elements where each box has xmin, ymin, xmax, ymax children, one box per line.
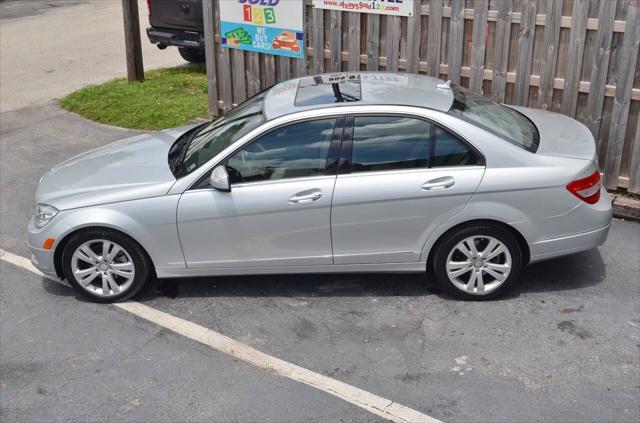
<box><xmin>436</xmin><ymin>80</ymin><xmax>452</xmax><ymax>89</ymax></box>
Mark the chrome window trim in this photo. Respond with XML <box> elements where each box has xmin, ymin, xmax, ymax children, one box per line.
<box><xmin>186</xmin><ymin>174</ymin><xmax>338</xmax><ymax>193</ymax></box>
<box><xmin>334</xmin><ymin>165</ymin><xmax>486</xmax><ymax>180</ymax></box>
<box><xmin>167</xmin><ymin>105</ymin><xmax>486</xmax><ymax>195</ymax></box>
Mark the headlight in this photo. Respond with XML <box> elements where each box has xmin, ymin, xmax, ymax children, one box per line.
<box><xmin>34</xmin><ymin>204</ymin><xmax>59</xmax><ymax>229</ymax></box>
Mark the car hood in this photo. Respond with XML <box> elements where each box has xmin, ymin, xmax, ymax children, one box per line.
<box><xmin>36</xmin><ymin>125</ymin><xmax>196</xmax><ymax>210</ymax></box>
<box><xmin>507</xmin><ymin>105</ymin><xmax>596</xmax><ymax>161</ymax></box>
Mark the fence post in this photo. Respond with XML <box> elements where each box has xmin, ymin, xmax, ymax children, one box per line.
<box><xmin>203</xmin><ymin>0</ymin><xmax>220</xmax><ymax>117</ymax></box>
<box><xmin>603</xmin><ymin>0</ymin><xmax>640</xmax><ymax>190</ymax></box>
<box><xmin>513</xmin><ymin>0</ymin><xmax>536</xmax><ymax>106</ymax></box>
<box><xmin>490</xmin><ymin>0</ymin><xmax>512</xmax><ymax>102</ymax></box>
<box><xmin>448</xmin><ymin>0</ymin><xmax>465</xmax><ymax>85</ymax></box>
<box><xmin>122</xmin><ymin>0</ymin><xmax>144</xmax><ymax>82</ymax></box>
<box><xmin>426</xmin><ymin>0</ymin><xmax>443</xmax><ymax>77</ymax></box>
<box><xmin>469</xmin><ymin>0</ymin><xmax>489</xmax><ymax>94</ymax></box>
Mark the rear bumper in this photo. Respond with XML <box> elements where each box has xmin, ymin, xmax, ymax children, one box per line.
<box><xmin>530</xmin><ymin>223</ymin><xmax>611</xmax><ymax>263</ymax></box>
<box><xmin>527</xmin><ymin>186</ymin><xmax>612</xmax><ymax>263</ymax></box>
<box><xmin>146</xmin><ymin>26</ymin><xmax>204</xmax><ymax>49</ymax></box>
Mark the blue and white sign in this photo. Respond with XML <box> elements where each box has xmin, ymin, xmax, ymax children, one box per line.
<box><xmin>219</xmin><ymin>0</ymin><xmax>305</xmax><ymax>59</ymax></box>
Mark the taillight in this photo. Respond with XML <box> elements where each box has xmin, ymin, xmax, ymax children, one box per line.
<box><xmin>566</xmin><ymin>171</ymin><xmax>601</xmax><ymax>204</ymax></box>
<box><xmin>147</xmin><ymin>0</ymin><xmax>152</xmax><ymax>17</ymax></box>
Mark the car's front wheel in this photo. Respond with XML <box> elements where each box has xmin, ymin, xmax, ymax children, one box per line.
<box><xmin>432</xmin><ymin>224</ymin><xmax>523</xmax><ymax>300</ymax></box>
<box><xmin>61</xmin><ymin>229</ymin><xmax>150</xmax><ymax>303</ymax></box>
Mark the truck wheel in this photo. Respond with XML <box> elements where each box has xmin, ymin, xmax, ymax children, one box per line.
<box><xmin>178</xmin><ymin>48</ymin><xmax>205</xmax><ymax>64</ymax></box>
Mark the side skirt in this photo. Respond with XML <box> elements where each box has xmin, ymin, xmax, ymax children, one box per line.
<box><xmin>157</xmin><ymin>262</ymin><xmax>426</xmax><ymax>278</ymax></box>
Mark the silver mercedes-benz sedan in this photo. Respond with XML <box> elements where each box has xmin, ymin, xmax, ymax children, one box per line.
<box><xmin>28</xmin><ymin>73</ymin><xmax>612</xmax><ymax>302</ymax></box>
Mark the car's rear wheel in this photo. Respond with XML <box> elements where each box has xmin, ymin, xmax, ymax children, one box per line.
<box><xmin>62</xmin><ymin>229</ymin><xmax>150</xmax><ymax>303</ymax></box>
<box><xmin>433</xmin><ymin>224</ymin><xmax>523</xmax><ymax>300</ymax></box>
<box><xmin>178</xmin><ymin>47</ymin><xmax>205</xmax><ymax>63</ymax></box>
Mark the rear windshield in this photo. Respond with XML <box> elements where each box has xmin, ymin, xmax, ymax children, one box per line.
<box><xmin>448</xmin><ymin>84</ymin><xmax>539</xmax><ymax>152</ymax></box>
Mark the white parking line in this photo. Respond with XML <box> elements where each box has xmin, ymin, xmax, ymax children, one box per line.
<box><xmin>0</xmin><ymin>248</ymin><xmax>441</xmax><ymax>423</ymax></box>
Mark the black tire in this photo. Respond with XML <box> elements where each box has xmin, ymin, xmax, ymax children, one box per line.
<box><xmin>178</xmin><ymin>47</ymin><xmax>205</xmax><ymax>63</ymax></box>
<box><xmin>61</xmin><ymin>228</ymin><xmax>151</xmax><ymax>303</ymax></box>
<box><xmin>432</xmin><ymin>224</ymin><xmax>523</xmax><ymax>301</ymax></box>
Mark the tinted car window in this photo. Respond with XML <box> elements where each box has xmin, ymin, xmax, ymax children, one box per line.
<box><xmin>431</xmin><ymin>126</ymin><xmax>478</xmax><ymax>167</ymax></box>
<box><xmin>226</xmin><ymin>118</ymin><xmax>336</xmax><ymax>183</ymax></box>
<box><xmin>351</xmin><ymin>116</ymin><xmax>431</xmax><ymax>173</ymax></box>
<box><xmin>180</xmin><ymin>92</ymin><xmax>265</xmax><ymax>176</ymax></box>
<box><xmin>448</xmin><ymin>84</ymin><xmax>539</xmax><ymax>152</ymax></box>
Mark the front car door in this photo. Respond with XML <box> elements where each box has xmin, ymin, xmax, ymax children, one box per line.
<box><xmin>331</xmin><ymin>114</ymin><xmax>486</xmax><ymax>264</ymax></box>
<box><xmin>177</xmin><ymin>117</ymin><xmax>343</xmax><ymax>269</ymax></box>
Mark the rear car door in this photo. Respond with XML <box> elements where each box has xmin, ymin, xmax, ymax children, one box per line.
<box><xmin>330</xmin><ymin>114</ymin><xmax>485</xmax><ymax>264</ymax></box>
<box><xmin>177</xmin><ymin>117</ymin><xmax>344</xmax><ymax>269</ymax></box>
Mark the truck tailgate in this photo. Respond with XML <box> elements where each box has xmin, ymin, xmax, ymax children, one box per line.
<box><xmin>149</xmin><ymin>0</ymin><xmax>203</xmax><ymax>31</ymax></box>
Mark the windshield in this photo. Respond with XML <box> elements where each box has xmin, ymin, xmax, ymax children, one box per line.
<box><xmin>448</xmin><ymin>84</ymin><xmax>539</xmax><ymax>152</ymax></box>
<box><xmin>178</xmin><ymin>92</ymin><xmax>266</xmax><ymax>176</ymax></box>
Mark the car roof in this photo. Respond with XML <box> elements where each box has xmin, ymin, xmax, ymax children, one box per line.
<box><xmin>263</xmin><ymin>72</ymin><xmax>454</xmax><ymax>121</ymax></box>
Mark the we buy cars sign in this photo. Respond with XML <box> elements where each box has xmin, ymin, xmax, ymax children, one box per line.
<box><xmin>312</xmin><ymin>0</ymin><xmax>415</xmax><ymax>17</ymax></box>
<box><xmin>219</xmin><ymin>0</ymin><xmax>304</xmax><ymax>59</ymax></box>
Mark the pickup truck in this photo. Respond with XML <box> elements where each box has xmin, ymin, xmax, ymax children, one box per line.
<box><xmin>146</xmin><ymin>0</ymin><xmax>205</xmax><ymax>63</ymax></box>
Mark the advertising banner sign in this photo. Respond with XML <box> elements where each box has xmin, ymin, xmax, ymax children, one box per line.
<box><xmin>312</xmin><ymin>0</ymin><xmax>415</xmax><ymax>16</ymax></box>
<box><xmin>219</xmin><ymin>0</ymin><xmax>304</xmax><ymax>59</ymax></box>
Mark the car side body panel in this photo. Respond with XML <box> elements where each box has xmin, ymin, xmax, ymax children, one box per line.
<box><xmin>27</xmin><ymin>196</ymin><xmax>186</xmax><ymax>276</ymax></box>
<box><xmin>176</xmin><ymin>176</ymin><xmax>336</xmax><ymax>269</ymax></box>
<box><xmin>417</xmin><ymin>159</ymin><xmax>611</xmax><ymax>264</ymax></box>
<box><xmin>331</xmin><ymin>167</ymin><xmax>484</xmax><ymax>264</ymax></box>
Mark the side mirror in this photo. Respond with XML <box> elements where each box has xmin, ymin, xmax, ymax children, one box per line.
<box><xmin>209</xmin><ymin>165</ymin><xmax>230</xmax><ymax>192</ymax></box>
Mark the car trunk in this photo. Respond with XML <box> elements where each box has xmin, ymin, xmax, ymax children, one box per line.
<box><xmin>507</xmin><ymin>105</ymin><xmax>597</xmax><ymax>162</ymax></box>
<box><xmin>148</xmin><ymin>0</ymin><xmax>203</xmax><ymax>31</ymax></box>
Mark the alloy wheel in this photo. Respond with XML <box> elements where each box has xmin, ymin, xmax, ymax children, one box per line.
<box><xmin>70</xmin><ymin>239</ymin><xmax>136</xmax><ymax>298</ymax></box>
<box><xmin>445</xmin><ymin>235</ymin><xmax>512</xmax><ymax>295</ymax></box>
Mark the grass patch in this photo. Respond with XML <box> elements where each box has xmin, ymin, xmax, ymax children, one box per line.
<box><xmin>60</xmin><ymin>66</ymin><xmax>209</xmax><ymax>130</ymax></box>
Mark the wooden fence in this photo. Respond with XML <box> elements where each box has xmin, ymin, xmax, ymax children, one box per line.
<box><xmin>203</xmin><ymin>0</ymin><xmax>640</xmax><ymax>193</ymax></box>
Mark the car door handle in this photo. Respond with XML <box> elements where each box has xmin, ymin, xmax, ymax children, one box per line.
<box><xmin>422</xmin><ymin>176</ymin><xmax>455</xmax><ymax>191</ymax></box>
<box><xmin>289</xmin><ymin>189</ymin><xmax>322</xmax><ymax>204</ymax></box>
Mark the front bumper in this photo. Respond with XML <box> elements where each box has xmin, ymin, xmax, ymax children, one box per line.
<box><xmin>146</xmin><ymin>26</ymin><xmax>204</xmax><ymax>49</ymax></box>
<box><xmin>27</xmin><ymin>216</ymin><xmax>61</xmax><ymax>278</ymax></box>
<box><xmin>28</xmin><ymin>243</ymin><xmax>57</xmax><ymax>278</ymax></box>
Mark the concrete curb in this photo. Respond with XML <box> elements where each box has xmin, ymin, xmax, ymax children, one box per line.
<box><xmin>611</xmin><ymin>194</ymin><xmax>640</xmax><ymax>222</ymax></box>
